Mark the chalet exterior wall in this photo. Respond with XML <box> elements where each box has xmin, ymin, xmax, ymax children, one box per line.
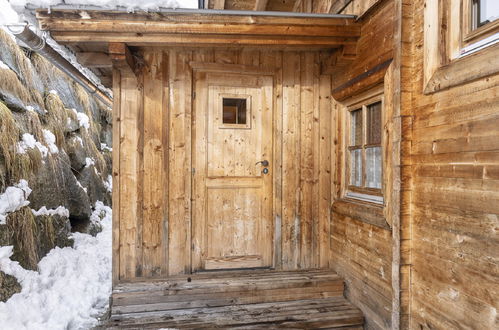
<box><xmin>113</xmin><ymin>49</ymin><xmax>334</xmax><ymax>280</ymax></box>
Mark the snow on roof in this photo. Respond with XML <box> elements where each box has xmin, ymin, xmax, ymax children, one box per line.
<box><xmin>10</xmin><ymin>0</ymin><xmax>199</xmax><ymax>11</ymax></box>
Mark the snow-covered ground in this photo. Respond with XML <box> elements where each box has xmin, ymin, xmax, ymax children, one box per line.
<box><xmin>0</xmin><ymin>202</ymin><xmax>112</xmax><ymax>330</ymax></box>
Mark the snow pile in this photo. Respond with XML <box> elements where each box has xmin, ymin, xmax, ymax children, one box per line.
<box><xmin>71</xmin><ymin>109</ymin><xmax>90</xmax><ymax>129</ymax></box>
<box><xmin>0</xmin><ymin>180</ymin><xmax>31</xmax><ymax>225</ymax></box>
<box><xmin>42</xmin><ymin>129</ymin><xmax>59</xmax><ymax>154</ymax></box>
<box><xmin>0</xmin><ymin>0</ymin><xmax>19</xmax><ymax>25</ymax></box>
<box><xmin>11</xmin><ymin>0</ymin><xmax>198</xmax><ymax>11</ymax></box>
<box><xmin>31</xmin><ymin>206</ymin><xmax>69</xmax><ymax>217</ymax></box>
<box><xmin>17</xmin><ymin>133</ymin><xmax>49</xmax><ymax>157</ymax></box>
<box><xmin>0</xmin><ymin>202</ymin><xmax>113</xmax><ymax>330</ymax></box>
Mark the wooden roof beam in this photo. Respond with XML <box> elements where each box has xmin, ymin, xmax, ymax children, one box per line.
<box><xmin>108</xmin><ymin>43</ymin><xmax>137</xmax><ymax>77</ymax></box>
<box><xmin>76</xmin><ymin>52</ymin><xmax>112</xmax><ymax>68</ymax></box>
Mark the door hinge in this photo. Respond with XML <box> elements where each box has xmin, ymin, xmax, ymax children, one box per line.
<box><xmin>192</xmin><ymin>91</ymin><xmax>196</xmax><ymax>99</ymax></box>
<box><xmin>192</xmin><ymin>168</ymin><xmax>195</xmax><ymax>175</ymax></box>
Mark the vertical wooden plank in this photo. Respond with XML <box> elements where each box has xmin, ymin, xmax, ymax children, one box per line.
<box><xmin>162</xmin><ymin>51</ymin><xmax>170</xmax><ymax>277</ymax></box>
<box><xmin>119</xmin><ymin>74</ymin><xmax>142</xmax><ymax>279</ymax></box>
<box><xmin>192</xmin><ymin>71</ymin><xmax>208</xmax><ymax>272</ymax></box>
<box><xmin>168</xmin><ymin>50</ymin><xmax>193</xmax><ymax>275</ymax></box>
<box><xmin>299</xmin><ymin>52</ymin><xmax>315</xmax><ymax>269</ymax></box>
<box><xmin>318</xmin><ymin>74</ymin><xmax>332</xmax><ymax>268</ymax></box>
<box><xmin>238</xmin><ymin>49</ymin><xmax>261</xmax><ymax>66</ymax></box>
<box><xmin>261</xmin><ymin>50</ymin><xmax>283</xmax><ymax>269</ymax></box>
<box><xmin>281</xmin><ymin>52</ymin><xmax>301</xmax><ymax>270</ymax></box>
<box><xmin>311</xmin><ymin>53</ymin><xmax>321</xmax><ymax>268</ymax></box>
<box><xmin>142</xmin><ymin>50</ymin><xmax>167</xmax><ymax>277</ymax></box>
<box><xmin>112</xmin><ymin>68</ymin><xmax>121</xmax><ymax>285</ymax></box>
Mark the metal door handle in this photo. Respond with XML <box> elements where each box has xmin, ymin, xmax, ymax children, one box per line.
<box><xmin>255</xmin><ymin>160</ymin><xmax>269</xmax><ymax>167</ymax></box>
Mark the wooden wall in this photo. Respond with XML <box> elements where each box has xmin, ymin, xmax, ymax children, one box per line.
<box><xmin>407</xmin><ymin>0</ymin><xmax>499</xmax><ymax>328</ymax></box>
<box><xmin>112</xmin><ymin>48</ymin><xmax>333</xmax><ymax>281</ymax></box>
<box><xmin>325</xmin><ymin>1</ymin><xmax>398</xmax><ymax>329</ymax></box>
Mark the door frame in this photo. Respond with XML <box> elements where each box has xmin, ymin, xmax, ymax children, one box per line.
<box><xmin>190</xmin><ymin>61</ymin><xmax>282</xmax><ymax>273</ymax></box>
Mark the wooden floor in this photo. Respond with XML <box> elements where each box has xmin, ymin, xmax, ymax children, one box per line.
<box><xmin>104</xmin><ymin>269</ymin><xmax>364</xmax><ymax>329</ymax></box>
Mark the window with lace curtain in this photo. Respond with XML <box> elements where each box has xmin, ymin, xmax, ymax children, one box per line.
<box><xmin>345</xmin><ymin>90</ymin><xmax>383</xmax><ymax>203</ymax></box>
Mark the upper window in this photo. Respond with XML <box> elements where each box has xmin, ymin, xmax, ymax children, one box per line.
<box><xmin>345</xmin><ymin>91</ymin><xmax>383</xmax><ymax>203</ymax></box>
<box><xmin>423</xmin><ymin>0</ymin><xmax>499</xmax><ymax>94</ymax></box>
<box><xmin>471</xmin><ymin>0</ymin><xmax>498</xmax><ymax>30</ymax></box>
<box><xmin>461</xmin><ymin>0</ymin><xmax>499</xmax><ymax>55</ymax></box>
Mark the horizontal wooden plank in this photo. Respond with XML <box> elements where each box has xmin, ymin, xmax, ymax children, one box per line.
<box><xmin>39</xmin><ymin>19</ymin><xmax>361</xmax><ymax>37</ymax></box>
<box><xmin>52</xmin><ymin>32</ymin><xmax>358</xmax><ymax>47</ymax></box>
<box><xmin>107</xmin><ymin>297</ymin><xmax>363</xmax><ymax>329</ymax></box>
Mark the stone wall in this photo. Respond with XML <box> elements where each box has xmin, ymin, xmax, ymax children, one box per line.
<box><xmin>0</xmin><ymin>29</ymin><xmax>112</xmax><ymax>300</ymax></box>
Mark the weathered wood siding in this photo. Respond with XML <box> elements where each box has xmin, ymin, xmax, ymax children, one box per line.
<box><xmin>325</xmin><ymin>1</ymin><xmax>397</xmax><ymax>328</ymax></box>
<box><xmin>408</xmin><ymin>0</ymin><xmax>499</xmax><ymax>328</ymax></box>
<box><xmin>113</xmin><ymin>48</ymin><xmax>333</xmax><ymax>281</ymax></box>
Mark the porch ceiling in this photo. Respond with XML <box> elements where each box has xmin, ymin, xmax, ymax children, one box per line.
<box><xmin>35</xmin><ymin>7</ymin><xmax>359</xmax><ymax>88</ymax></box>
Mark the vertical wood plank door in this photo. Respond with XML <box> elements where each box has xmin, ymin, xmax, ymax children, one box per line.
<box><xmin>193</xmin><ymin>71</ymin><xmax>274</xmax><ymax>272</ymax></box>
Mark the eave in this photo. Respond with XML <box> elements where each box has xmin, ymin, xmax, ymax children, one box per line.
<box><xmin>36</xmin><ymin>8</ymin><xmax>360</xmax><ymax>49</ymax></box>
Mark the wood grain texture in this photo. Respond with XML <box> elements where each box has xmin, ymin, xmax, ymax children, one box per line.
<box><xmin>409</xmin><ymin>0</ymin><xmax>499</xmax><ymax>328</ymax></box>
<box><xmin>114</xmin><ymin>48</ymin><xmax>333</xmax><ymax>280</ymax></box>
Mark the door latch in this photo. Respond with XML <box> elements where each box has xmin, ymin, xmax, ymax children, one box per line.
<box><xmin>255</xmin><ymin>160</ymin><xmax>269</xmax><ymax>167</ymax></box>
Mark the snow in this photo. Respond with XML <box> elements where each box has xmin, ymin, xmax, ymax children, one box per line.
<box><xmin>0</xmin><ymin>59</ymin><xmax>10</xmax><ymax>70</ymax></box>
<box><xmin>76</xmin><ymin>180</ymin><xmax>87</xmax><ymax>193</ymax></box>
<box><xmin>17</xmin><ymin>133</ymin><xmax>49</xmax><ymax>157</ymax></box>
<box><xmin>75</xmin><ymin>136</ymin><xmax>84</xmax><ymax>147</ymax></box>
<box><xmin>0</xmin><ymin>0</ymin><xmax>19</xmax><ymax>25</ymax></box>
<box><xmin>85</xmin><ymin>157</ymin><xmax>95</xmax><ymax>168</ymax></box>
<box><xmin>31</xmin><ymin>206</ymin><xmax>69</xmax><ymax>217</ymax></box>
<box><xmin>26</xmin><ymin>106</ymin><xmax>35</xmax><ymax>112</ymax></box>
<box><xmin>0</xmin><ymin>202</ymin><xmax>112</xmax><ymax>330</ymax></box>
<box><xmin>0</xmin><ymin>180</ymin><xmax>32</xmax><ymax>225</ymax></box>
<box><xmin>11</xmin><ymin>0</ymin><xmax>198</xmax><ymax>11</ymax></box>
<box><xmin>49</xmin><ymin>89</ymin><xmax>58</xmax><ymax>95</ymax></box>
<box><xmin>42</xmin><ymin>129</ymin><xmax>59</xmax><ymax>154</ymax></box>
<box><xmin>101</xmin><ymin>143</ymin><xmax>112</xmax><ymax>152</ymax></box>
<box><xmin>103</xmin><ymin>174</ymin><xmax>112</xmax><ymax>193</ymax></box>
<box><xmin>71</xmin><ymin>109</ymin><xmax>90</xmax><ymax>129</ymax></box>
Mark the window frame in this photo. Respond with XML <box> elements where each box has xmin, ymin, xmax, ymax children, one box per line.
<box><xmin>424</xmin><ymin>0</ymin><xmax>499</xmax><ymax>94</ymax></box>
<box><xmin>344</xmin><ymin>88</ymin><xmax>384</xmax><ymax>204</ymax></box>
<box><xmin>461</xmin><ymin>0</ymin><xmax>499</xmax><ymax>53</ymax></box>
<box><xmin>218</xmin><ymin>93</ymin><xmax>252</xmax><ymax>129</ymax></box>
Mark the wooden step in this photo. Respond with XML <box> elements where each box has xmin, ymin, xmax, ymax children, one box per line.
<box><xmin>112</xmin><ymin>269</ymin><xmax>344</xmax><ymax>313</ymax></box>
<box><xmin>105</xmin><ymin>270</ymin><xmax>364</xmax><ymax>329</ymax></box>
<box><xmin>107</xmin><ymin>297</ymin><xmax>364</xmax><ymax>329</ymax></box>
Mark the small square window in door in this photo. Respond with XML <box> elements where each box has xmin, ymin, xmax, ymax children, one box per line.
<box><xmin>221</xmin><ymin>97</ymin><xmax>250</xmax><ymax>128</ymax></box>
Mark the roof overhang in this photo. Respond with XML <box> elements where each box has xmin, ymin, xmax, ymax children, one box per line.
<box><xmin>36</xmin><ymin>8</ymin><xmax>360</xmax><ymax>49</ymax></box>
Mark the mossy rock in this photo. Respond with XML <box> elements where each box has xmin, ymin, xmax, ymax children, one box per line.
<box><xmin>0</xmin><ymin>271</ymin><xmax>21</xmax><ymax>302</ymax></box>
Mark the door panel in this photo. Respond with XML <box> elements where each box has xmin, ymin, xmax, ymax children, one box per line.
<box><xmin>193</xmin><ymin>71</ymin><xmax>273</xmax><ymax>271</ymax></box>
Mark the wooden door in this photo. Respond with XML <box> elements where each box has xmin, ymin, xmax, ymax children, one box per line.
<box><xmin>192</xmin><ymin>71</ymin><xmax>274</xmax><ymax>271</ymax></box>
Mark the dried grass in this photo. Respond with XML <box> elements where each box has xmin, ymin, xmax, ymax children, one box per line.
<box><xmin>43</xmin><ymin>92</ymin><xmax>68</xmax><ymax>148</ymax></box>
<box><xmin>82</xmin><ymin>129</ymin><xmax>107</xmax><ymax>177</ymax></box>
<box><xmin>6</xmin><ymin>206</ymin><xmax>38</xmax><ymax>270</ymax></box>
<box><xmin>0</xmin><ymin>67</ymin><xmax>33</xmax><ymax>106</ymax></box>
<box><xmin>0</xmin><ymin>102</ymin><xmax>20</xmax><ymax>177</ymax></box>
<box><xmin>74</xmin><ymin>82</ymin><xmax>91</xmax><ymax>111</ymax></box>
<box><xmin>0</xmin><ymin>30</ymin><xmax>44</xmax><ymax>107</ymax></box>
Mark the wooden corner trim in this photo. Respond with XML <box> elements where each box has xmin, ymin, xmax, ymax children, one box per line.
<box><xmin>424</xmin><ymin>42</ymin><xmax>499</xmax><ymax>94</ymax></box>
